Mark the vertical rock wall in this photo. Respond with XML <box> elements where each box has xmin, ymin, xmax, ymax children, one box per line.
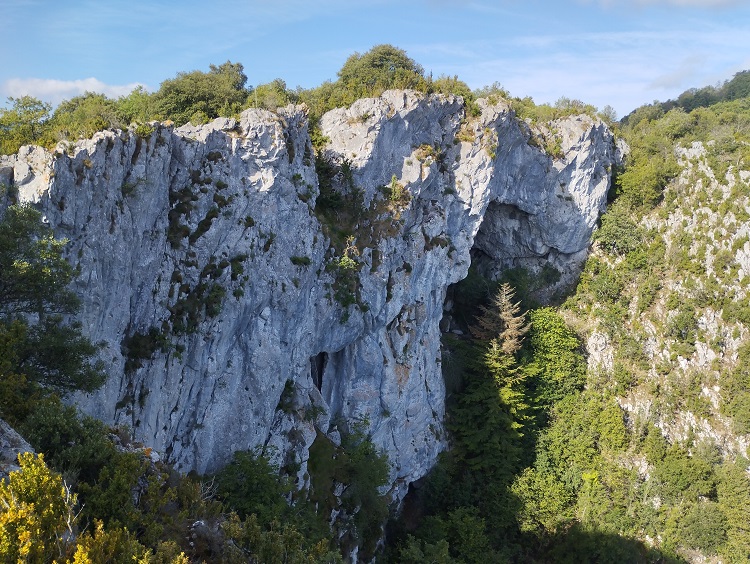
<box><xmin>0</xmin><ymin>91</ymin><xmax>618</xmax><ymax>496</ymax></box>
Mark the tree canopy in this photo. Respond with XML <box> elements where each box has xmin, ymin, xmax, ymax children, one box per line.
<box><xmin>0</xmin><ymin>96</ymin><xmax>51</xmax><ymax>155</ymax></box>
<box><xmin>337</xmin><ymin>44</ymin><xmax>427</xmax><ymax>99</ymax></box>
<box><xmin>154</xmin><ymin>61</ymin><xmax>249</xmax><ymax>126</ymax></box>
<box><xmin>0</xmin><ymin>205</ymin><xmax>104</xmax><ymax>422</ymax></box>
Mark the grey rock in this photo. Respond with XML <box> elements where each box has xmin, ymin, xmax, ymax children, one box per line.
<box><xmin>0</xmin><ymin>91</ymin><xmax>617</xmax><ymax>498</ymax></box>
<box><xmin>0</xmin><ymin>419</ymin><xmax>34</xmax><ymax>480</ymax></box>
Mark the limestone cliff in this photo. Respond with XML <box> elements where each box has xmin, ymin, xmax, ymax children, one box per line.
<box><xmin>0</xmin><ymin>418</ymin><xmax>34</xmax><ymax>480</ymax></box>
<box><xmin>0</xmin><ymin>91</ymin><xmax>618</xmax><ymax>496</ymax></box>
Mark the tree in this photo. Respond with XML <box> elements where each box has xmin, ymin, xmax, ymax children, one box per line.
<box><xmin>594</xmin><ymin>201</ymin><xmax>644</xmax><ymax>256</ymax></box>
<box><xmin>448</xmin><ymin>337</ymin><xmax>530</xmax><ymax>507</ymax></box>
<box><xmin>336</xmin><ymin>44</ymin><xmax>427</xmax><ymax>102</ymax></box>
<box><xmin>524</xmin><ymin>307</ymin><xmax>586</xmax><ymax>407</ymax></box>
<box><xmin>473</xmin><ymin>82</ymin><xmax>510</xmax><ymax>100</ymax></box>
<box><xmin>0</xmin><ymin>204</ymin><xmax>77</xmax><ymax>316</ymax></box>
<box><xmin>0</xmin><ymin>205</ymin><xmax>104</xmax><ymax>422</ymax></box>
<box><xmin>717</xmin><ymin>460</ymin><xmax>750</xmax><ymax>560</ymax></box>
<box><xmin>298</xmin><ymin>44</ymin><xmax>429</xmax><ymax>123</ymax></box>
<box><xmin>20</xmin><ymin>398</ymin><xmax>115</xmax><ymax>484</ymax></box>
<box><xmin>250</xmin><ymin>79</ymin><xmax>297</xmax><ymax>111</ymax></box>
<box><xmin>154</xmin><ymin>61</ymin><xmax>249</xmax><ymax>126</ymax></box>
<box><xmin>50</xmin><ymin>92</ymin><xmax>121</xmax><ymax>142</ymax></box>
<box><xmin>214</xmin><ymin>449</ymin><xmax>291</xmax><ymax>524</ymax></box>
<box><xmin>115</xmin><ymin>86</ymin><xmax>158</xmax><ymax>126</ymax></box>
<box><xmin>598</xmin><ymin>105</ymin><xmax>618</xmax><ymax>124</ymax></box>
<box><xmin>398</xmin><ymin>536</ymin><xmax>452</xmax><ymax>564</ymax></box>
<box><xmin>0</xmin><ymin>96</ymin><xmax>51</xmax><ymax>155</ymax></box>
<box><xmin>469</xmin><ymin>282</ymin><xmax>529</xmax><ymax>354</ymax></box>
<box><xmin>724</xmin><ymin>70</ymin><xmax>750</xmax><ymax>101</ymax></box>
<box><xmin>431</xmin><ymin>75</ymin><xmax>472</xmax><ymax>99</ymax></box>
<box><xmin>512</xmin><ymin>466</ymin><xmax>574</xmax><ymax>535</ymax></box>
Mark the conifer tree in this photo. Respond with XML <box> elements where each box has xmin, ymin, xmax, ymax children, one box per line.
<box><xmin>469</xmin><ymin>282</ymin><xmax>529</xmax><ymax>355</ymax></box>
<box><xmin>0</xmin><ymin>205</ymin><xmax>104</xmax><ymax>422</ymax></box>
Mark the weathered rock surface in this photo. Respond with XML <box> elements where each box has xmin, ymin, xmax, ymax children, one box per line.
<box><xmin>0</xmin><ymin>418</ymin><xmax>34</xmax><ymax>480</ymax></box>
<box><xmin>0</xmin><ymin>91</ymin><xmax>618</xmax><ymax>497</ymax></box>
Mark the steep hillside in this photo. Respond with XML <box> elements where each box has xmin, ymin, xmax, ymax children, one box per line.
<box><xmin>521</xmin><ymin>96</ymin><xmax>750</xmax><ymax>562</ymax></box>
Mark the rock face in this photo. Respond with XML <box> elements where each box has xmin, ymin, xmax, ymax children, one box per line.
<box><xmin>0</xmin><ymin>419</ymin><xmax>34</xmax><ymax>480</ymax></box>
<box><xmin>0</xmin><ymin>91</ymin><xmax>618</xmax><ymax>497</ymax></box>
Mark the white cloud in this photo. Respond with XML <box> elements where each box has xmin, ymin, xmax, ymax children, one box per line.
<box><xmin>410</xmin><ymin>24</ymin><xmax>750</xmax><ymax>117</ymax></box>
<box><xmin>1</xmin><ymin>78</ymin><xmax>146</xmax><ymax>106</ymax></box>
<box><xmin>648</xmin><ymin>54</ymin><xmax>707</xmax><ymax>89</ymax></box>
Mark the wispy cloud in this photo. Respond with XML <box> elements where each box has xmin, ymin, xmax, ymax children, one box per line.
<box><xmin>648</xmin><ymin>54</ymin><xmax>708</xmax><ymax>88</ymax></box>
<box><xmin>1</xmin><ymin>78</ymin><xmax>145</xmax><ymax>106</ymax></box>
<box><xmin>410</xmin><ymin>23</ymin><xmax>750</xmax><ymax>116</ymax></box>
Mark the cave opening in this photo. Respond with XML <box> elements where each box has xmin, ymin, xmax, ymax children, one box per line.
<box><xmin>310</xmin><ymin>352</ymin><xmax>328</xmax><ymax>392</ymax></box>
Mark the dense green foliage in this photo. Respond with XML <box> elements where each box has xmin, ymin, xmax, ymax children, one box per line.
<box><xmin>335</xmin><ymin>45</ymin><xmax>428</xmax><ymax>104</ymax></box>
<box><xmin>0</xmin><ymin>96</ymin><xmax>51</xmax><ymax>155</ymax></box>
<box><xmin>52</xmin><ymin>92</ymin><xmax>122</xmax><ymax>141</ymax></box>
<box><xmin>153</xmin><ymin>61</ymin><xmax>249</xmax><ymax>126</ymax></box>
<box><xmin>0</xmin><ymin>205</ymin><xmax>105</xmax><ymax>423</ymax></box>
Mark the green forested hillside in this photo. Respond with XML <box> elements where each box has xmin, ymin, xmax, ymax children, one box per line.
<box><xmin>3</xmin><ymin>48</ymin><xmax>750</xmax><ymax>563</ymax></box>
<box><xmin>391</xmin><ymin>78</ymin><xmax>750</xmax><ymax>563</ymax></box>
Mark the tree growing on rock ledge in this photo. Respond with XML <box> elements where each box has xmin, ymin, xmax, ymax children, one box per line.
<box><xmin>154</xmin><ymin>61</ymin><xmax>249</xmax><ymax>126</ymax></box>
<box><xmin>337</xmin><ymin>44</ymin><xmax>428</xmax><ymax>101</ymax></box>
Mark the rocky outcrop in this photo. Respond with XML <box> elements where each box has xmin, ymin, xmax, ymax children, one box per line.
<box><xmin>0</xmin><ymin>419</ymin><xmax>34</xmax><ymax>480</ymax></box>
<box><xmin>0</xmin><ymin>91</ymin><xmax>618</xmax><ymax>497</ymax></box>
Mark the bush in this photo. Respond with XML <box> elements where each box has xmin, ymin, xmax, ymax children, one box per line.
<box><xmin>20</xmin><ymin>398</ymin><xmax>115</xmax><ymax>484</ymax></box>
<box><xmin>308</xmin><ymin>425</ymin><xmax>390</xmax><ymax>557</ymax></box>
<box><xmin>594</xmin><ymin>202</ymin><xmax>644</xmax><ymax>256</ymax></box>
<box><xmin>0</xmin><ymin>453</ymin><xmax>78</xmax><ymax>563</ymax></box>
<box><xmin>650</xmin><ymin>446</ymin><xmax>715</xmax><ymax>502</ymax></box>
<box><xmin>215</xmin><ymin>449</ymin><xmax>291</xmax><ymax>524</ymax></box>
<box><xmin>680</xmin><ymin>501</ymin><xmax>727</xmax><ymax>554</ymax></box>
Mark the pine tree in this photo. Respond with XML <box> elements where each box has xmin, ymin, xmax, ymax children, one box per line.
<box><xmin>469</xmin><ymin>282</ymin><xmax>529</xmax><ymax>355</ymax></box>
<box><xmin>0</xmin><ymin>205</ymin><xmax>105</xmax><ymax>422</ymax></box>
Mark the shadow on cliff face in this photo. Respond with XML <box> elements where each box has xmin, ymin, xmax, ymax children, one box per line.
<box><xmin>440</xmin><ymin>245</ymin><xmax>573</xmax><ymax>349</ymax></box>
<box><xmin>469</xmin><ymin>200</ymin><xmax>586</xmax><ymax>308</ymax></box>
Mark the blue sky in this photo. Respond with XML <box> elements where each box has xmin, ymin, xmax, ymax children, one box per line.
<box><xmin>2</xmin><ymin>0</ymin><xmax>749</xmax><ymax>118</ymax></box>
